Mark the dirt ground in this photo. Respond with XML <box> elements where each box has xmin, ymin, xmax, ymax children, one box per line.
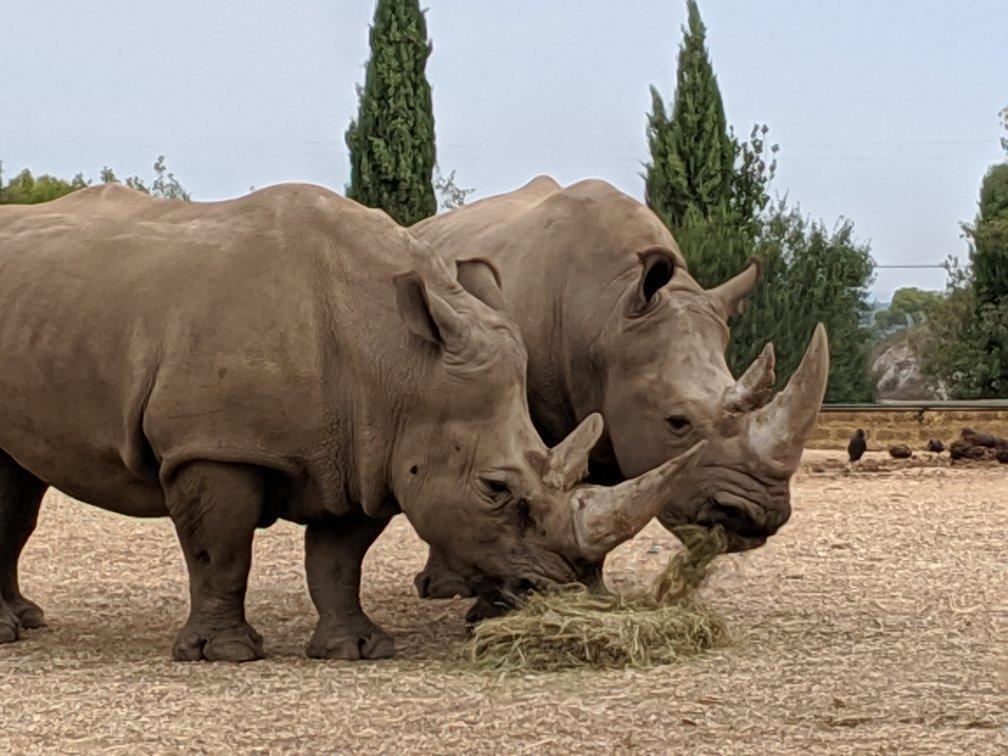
<box><xmin>1</xmin><ymin>452</ymin><xmax>1005</xmax><ymax>754</ymax></box>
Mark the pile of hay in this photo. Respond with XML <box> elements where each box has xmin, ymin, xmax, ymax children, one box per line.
<box><xmin>461</xmin><ymin>526</ymin><xmax>729</xmax><ymax>672</ymax></box>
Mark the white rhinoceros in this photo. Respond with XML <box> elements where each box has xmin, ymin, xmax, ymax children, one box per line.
<box><xmin>411</xmin><ymin>176</ymin><xmax>829</xmax><ymax>602</ymax></box>
<box><xmin>0</xmin><ymin>183</ymin><xmax>703</xmax><ymax>660</ymax></box>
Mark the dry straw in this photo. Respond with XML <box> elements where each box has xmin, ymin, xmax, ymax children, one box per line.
<box><xmin>460</xmin><ymin>525</ymin><xmax>729</xmax><ymax>672</ymax></box>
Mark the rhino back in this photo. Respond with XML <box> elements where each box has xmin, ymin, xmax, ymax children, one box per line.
<box><xmin>0</xmin><ymin>184</ymin><xmax>415</xmax><ymax>518</ymax></box>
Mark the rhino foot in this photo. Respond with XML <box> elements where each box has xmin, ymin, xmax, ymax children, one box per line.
<box><xmin>0</xmin><ymin>603</ymin><xmax>20</xmax><ymax>644</ymax></box>
<box><xmin>306</xmin><ymin>617</ymin><xmax>395</xmax><ymax>661</ymax></box>
<box><xmin>172</xmin><ymin>621</ymin><xmax>264</xmax><ymax>663</ymax></box>
<box><xmin>6</xmin><ymin>597</ymin><xmax>45</xmax><ymax>629</ymax></box>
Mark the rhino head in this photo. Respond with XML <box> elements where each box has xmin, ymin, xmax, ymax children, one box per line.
<box><xmin>596</xmin><ymin>250</ymin><xmax>829</xmax><ymax>552</ymax></box>
<box><xmin>409</xmin><ymin>178</ymin><xmax>828</xmax><ymax>601</ymax></box>
<box><xmin>391</xmin><ymin>249</ymin><xmax>705</xmax><ymax>598</ymax></box>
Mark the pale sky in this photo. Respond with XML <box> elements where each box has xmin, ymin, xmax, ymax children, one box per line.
<box><xmin>3</xmin><ymin>1</ymin><xmax>1005</xmax><ymax>299</ymax></box>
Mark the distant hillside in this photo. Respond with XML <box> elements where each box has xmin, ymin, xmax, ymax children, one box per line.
<box><xmin>872</xmin><ymin>326</ymin><xmax>945</xmax><ymax>400</ymax></box>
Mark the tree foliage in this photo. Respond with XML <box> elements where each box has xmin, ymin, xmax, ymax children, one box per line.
<box><xmin>644</xmin><ymin>0</ymin><xmax>735</xmax><ymax>234</ymax></box>
<box><xmin>1000</xmin><ymin>105</ymin><xmax>1007</xmax><ymax>155</ymax></box>
<box><xmin>645</xmin><ymin>0</ymin><xmax>875</xmax><ymax>401</ymax></box>
<box><xmin>0</xmin><ymin>169</ymin><xmax>86</xmax><ymax>204</ymax></box>
<box><xmin>100</xmin><ymin>156</ymin><xmax>190</xmax><ymax>201</ymax></box>
<box><xmin>1</xmin><ymin>156</ymin><xmax>189</xmax><ymax>204</ymax></box>
<box><xmin>923</xmin><ymin>163</ymin><xmax>1008</xmax><ymax>397</ymax></box>
<box><xmin>433</xmin><ymin>166</ymin><xmax>474</xmax><ymax>211</ymax></box>
<box><xmin>740</xmin><ymin>203</ymin><xmax>876</xmax><ymax>402</ymax></box>
<box><xmin>874</xmin><ymin>287</ymin><xmax>944</xmax><ymax>333</ymax></box>
<box><xmin>346</xmin><ymin>0</ymin><xmax>436</xmax><ymax>225</ymax></box>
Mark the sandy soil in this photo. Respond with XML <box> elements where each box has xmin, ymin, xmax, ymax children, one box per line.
<box><xmin>1</xmin><ymin>454</ymin><xmax>1005</xmax><ymax>753</ymax></box>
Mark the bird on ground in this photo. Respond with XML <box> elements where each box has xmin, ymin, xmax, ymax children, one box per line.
<box><xmin>950</xmin><ymin>440</ymin><xmax>985</xmax><ymax>460</ymax></box>
<box><xmin>847</xmin><ymin>429</ymin><xmax>867</xmax><ymax>463</ymax></box>
<box><xmin>889</xmin><ymin>445</ymin><xmax>913</xmax><ymax>459</ymax></box>
<box><xmin>961</xmin><ymin>427</ymin><xmax>1005</xmax><ymax>448</ymax></box>
<box><xmin>997</xmin><ymin>448</ymin><xmax>1008</xmax><ymax>464</ymax></box>
<box><xmin>926</xmin><ymin>438</ymin><xmax>945</xmax><ymax>453</ymax></box>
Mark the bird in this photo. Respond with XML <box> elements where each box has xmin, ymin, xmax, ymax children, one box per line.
<box><xmin>926</xmin><ymin>438</ymin><xmax>945</xmax><ymax>453</ymax></box>
<box><xmin>847</xmin><ymin>429</ymin><xmax>867</xmax><ymax>463</ymax></box>
<box><xmin>997</xmin><ymin>448</ymin><xmax>1008</xmax><ymax>464</ymax></box>
<box><xmin>889</xmin><ymin>444</ymin><xmax>913</xmax><ymax>459</ymax></box>
<box><xmin>961</xmin><ymin>427</ymin><xmax>1005</xmax><ymax>448</ymax></box>
<box><xmin>950</xmin><ymin>440</ymin><xmax>984</xmax><ymax>460</ymax></box>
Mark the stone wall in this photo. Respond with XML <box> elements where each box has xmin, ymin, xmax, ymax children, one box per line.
<box><xmin>808</xmin><ymin>408</ymin><xmax>1008</xmax><ymax>450</ymax></box>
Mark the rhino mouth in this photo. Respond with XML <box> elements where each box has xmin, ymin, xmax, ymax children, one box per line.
<box><xmin>696</xmin><ymin>498</ymin><xmax>768</xmax><ymax>552</ymax></box>
<box><xmin>461</xmin><ymin>576</ymin><xmax>539</xmax><ymax>627</ymax></box>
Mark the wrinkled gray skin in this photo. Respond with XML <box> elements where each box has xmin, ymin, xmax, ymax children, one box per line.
<box><xmin>0</xmin><ymin>183</ymin><xmax>704</xmax><ymax>660</ymax></box>
<box><xmin>411</xmin><ymin>176</ymin><xmax>829</xmax><ymax>610</ymax></box>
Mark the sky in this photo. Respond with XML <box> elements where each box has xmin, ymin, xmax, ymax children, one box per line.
<box><xmin>2</xmin><ymin>1</ymin><xmax>1005</xmax><ymax>300</ymax></box>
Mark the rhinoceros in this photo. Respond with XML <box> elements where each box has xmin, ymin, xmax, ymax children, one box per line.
<box><xmin>411</xmin><ymin>176</ymin><xmax>829</xmax><ymax>602</ymax></box>
<box><xmin>0</xmin><ymin>183</ymin><xmax>703</xmax><ymax>661</ymax></box>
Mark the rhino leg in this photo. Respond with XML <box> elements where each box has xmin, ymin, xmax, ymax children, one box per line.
<box><xmin>0</xmin><ymin>453</ymin><xmax>49</xmax><ymax>642</ymax></box>
<box><xmin>166</xmin><ymin>461</ymin><xmax>264</xmax><ymax>663</ymax></box>
<box><xmin>304</xmin><ymin>514</ymin><xmax>394</xmax><ymax>660</ymax></box>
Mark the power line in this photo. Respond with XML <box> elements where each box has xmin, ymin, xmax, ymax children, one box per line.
<box><xmin>875</xmin><ymin>264</ymin><xmax>945</xmax><ymax>269</ymax></box>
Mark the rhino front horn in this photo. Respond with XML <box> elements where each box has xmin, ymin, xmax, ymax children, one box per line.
<box><xmin>570</xmin><ymin>441</ymin><xmax>706</xmax><ymax>562</ymax></box>
<box><xmin>746</xmin><ymin>323</ymin><xmax>829</xmax><ymax>470</ymax></box>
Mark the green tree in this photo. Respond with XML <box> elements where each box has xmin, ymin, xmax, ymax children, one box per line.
<box><xmin>101</xmin><ymin>156</ymin><xmax>191</xmax><ymax>201</ymax></box>
<box><xmin>924</xmin><ymin>164</ymin><xmax>1008</xmax><ymax>397</ymax></box>
<box><xmin>0</xmin><ymin>169</ymin><xmax>87</xmax><ymax>204</ymax></box>
<box><xmin>645</xmin><ymin>0</ymin><xmax>734</xmax><ymax>237</ymax></box>
<box><xmin>346</xmin><ymin>0</ymin><xmax>436</xmax><ymax>225</ymax></box>
<box><xmin>644</xmin><ymin>0</ymin><xmax>874</xmax><ymax>400</ymax></box>
<box><xmin>2</xmin><ymin>156</ymin><xmax>189</xmax><ymax>205</ymax></box>
<box><xmin>433</xmin><ymin>166</ymin><xmax>474</xmax><ymax>211</ymax></box>
<box><xmin>644</xmin><ymin>0</ymin><xmax>777</xmax><ymax>292</ymax></box>
<box><xmin>1000</xmin><ymin>105</ymin><xmax>1007</xmax><ymax>155</ymax></box>
<box><xmin>874</xmin><ymin>287</ymin><xmax>944</xmax><ymax>332</ymax></box>
<box><xmin>746</xmin><ymin>202</ymin><xmax>876</xmax><ymax>402</ymax></box>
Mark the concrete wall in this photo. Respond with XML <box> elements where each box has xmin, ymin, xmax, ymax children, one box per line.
<box><xmin>808</xmin><ymin>408</ymin><xmax>1008</xmax><ymax>450</ymax></box>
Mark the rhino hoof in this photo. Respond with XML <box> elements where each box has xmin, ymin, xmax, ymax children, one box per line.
<box><xmin>0</xmin><ymin>607</ymin><xmax>20</xmax><ymax>644</ymax></box>
<box><xmin>172</xmin><ymin>622</ymin><xmax>265</xmax><ymax>663</ymax></box>
<box><xmin>306</xmin><ymin>623</ymin><xmax>395</xmax><ymax>661</ymax></box>
<box><xmin>9</xmin><ymin>598</ymin><xmax>46</xmax><ymax>629</ymax></box>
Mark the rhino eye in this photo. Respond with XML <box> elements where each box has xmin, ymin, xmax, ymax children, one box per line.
<box><xmin>666</xmin><ymin>415</ymin><xmax>692</xmax><ymax>436</ymax></box>
<box><xmin>479</xmin><ymin>476</ymin><xmax>512</xmax><ymax>500</ymax></box>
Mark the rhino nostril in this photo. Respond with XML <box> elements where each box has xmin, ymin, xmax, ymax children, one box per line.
<box><xmin>666</xmin><ymin>415</ymin><xmax>692</xmax><ymax>436</ymax></box>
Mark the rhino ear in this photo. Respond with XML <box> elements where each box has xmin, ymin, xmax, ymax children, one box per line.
<box><xmin>394</xmin><ymin>272</ymin><xmax>443</xmax><ymax>345</ymax></box>
<box><xmin>395</xmin><ymin>271</ymin><xmax>470</xmax><ymax>350</ymax></box>
<box><xmin>457</xmin><ymin>259</ymin><xmax>507</xmax><ymax>312</ymax></box>
<box><xmin>628</xmin><ymin>249</ymin><xmax>676</xmax><ymax>317</ymax></box>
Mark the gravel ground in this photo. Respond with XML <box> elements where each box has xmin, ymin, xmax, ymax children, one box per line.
<box><xmin>1</xmin><ymin>453</ymin><xmax>1005</xmax><ymax>753</ymax></box>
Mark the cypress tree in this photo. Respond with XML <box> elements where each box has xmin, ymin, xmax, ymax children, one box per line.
<box><xmin>645</xmin><ymin>0</ymin><xmax>876</xmax><ymax>401</ymax></box>
<box><xmin>346</xmin><ymin>0</ymin><xmax>436</xmax><ymax>225</ymax></box>
<box><xmin>644</xmin><ymin>0</ymin><xmax>735</xmax><ymax>240</ymax></box>
<box><xmin>972</xmin><ymin>164</ymin><xmax>1008</xmax><ymax>306</ymax></box>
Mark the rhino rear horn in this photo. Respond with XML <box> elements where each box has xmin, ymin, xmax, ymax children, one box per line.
<box><xmin>723</xmin><ymin>342</ymin><xmax>776</xmax><ymax>413</ymax></box>
<box><xmin>544</xmin><ymin>413</ymin><xmax>604</xmax><ymax>490</ymax></box>
<box><xmin>709</xmin><ymin>259</ymin><xmax>760</xmax><ymax>319</ymax></box>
